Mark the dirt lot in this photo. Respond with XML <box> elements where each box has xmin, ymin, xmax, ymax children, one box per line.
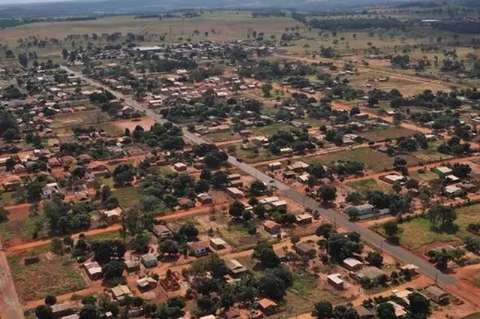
<box><xmin>112</xmin><ymin>116</ymin><xmax>155</xmax><ymax>132</ymax></box>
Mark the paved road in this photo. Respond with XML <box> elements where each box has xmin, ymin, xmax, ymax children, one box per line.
<box><xmin>0</xmin><ymin>243</ymin><xmax>25</xmax><ymax>319</ymax></box>
<box><xmin>62</xmin><ymin>65</ymin><xmax>456</xmax><ymax>286</ymax></box>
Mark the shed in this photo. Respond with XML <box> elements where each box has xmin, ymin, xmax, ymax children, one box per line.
<box><xmin>423</xmin><ymin>285</ymin><xmax>449</xmax><ymax>304</ymax></box>
<box><xmin>327</xmin><ymin>273</ymin><xmax>344</xmax><ymax>290</ymax></box>
<box><xmin>188</xmin><ymin>240</ymin><xmax>211</xmax><ymax>257</ymax></box>
<box><xmin>152</xmin><ymin>224</ymin><xmax>172</xmax><ymax>239</ymax></box>
<box><xmin>51</xmin><ymin>302</ymin><xmax>78</xmax><ymax>318</ymax></box>
<box><xmin>355</xmin><ymin>266</ymin><xmax>387</xmax><ymax>283</ymax></box>
<box><xmin>263</xmin><ymin>220</ymin><xmax>281</xmax><ymax>234</ymax></box>
<box><xmin>226</xmin><ymin>258</ymin><xmax>248</xmax><ymax>276</ymax></box>
<box><xmin>257</xmin><ymin>298</ymin><xmax>278</xmax><ymax>315</ymax></box>
<box><xmin>343</xmin><ymin>257</ymin><xmax>363</xmax><ymax>271</ymax></box>
<box><xmin>210</xmin><ymin>237</ymin><xmax>227</xmax><ymax>250</ymax></box>
<box><xmin>141</xmin><ymin>253</ymin><xmax>158</xmax><ymax>268</ymax></box>
<box><xmin>83</xmin><ymin>261</ymin><xmax>103</xmax><ymax>280</ymax></box>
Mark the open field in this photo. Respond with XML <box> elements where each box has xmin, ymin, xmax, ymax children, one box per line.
<box><xmin>8</xmin><ymin>249</ymin><xmax>87</xmax><ymax>302</ymax></box>
<box><xmin>112</xmin><ymin>186</ymin><xmax>141</xmax><ymax>208</ymax></box>
<box><xmin>0</xmin><ymin>12</ymin><xmax>299</xmax><ymax>48</ymax></box>
<box><xmin>360</xmin><ymin>127</ymin><xmax>416</xmax><ymax>142</ymax></box>
<box><xmin>345</xmin><ymin>178</ymin><xmax>391</xmax><ymax>194</ymax></box>
<box><xmin>376</xmin><ymin>203</ymin><xmax>480</xmax><ymax>250</ymax></box>
<box><xmin>226</xmin><ymin>143</ymin><xmax>284</xmax><ymax>163</ymax></box>
<box><xmin>274</xmin><ymin>271</ymin><xmax>346</xmax><ymax>318</ymax></box>
<box><xmin>307</xmin><ymin>147</ymin><xmax>404</xmax><ymax>172</ymax></box>
<box><xmin>52</xmin><ymin>109</ymin><xmax>121</xmax><ymax>137</ymax></box>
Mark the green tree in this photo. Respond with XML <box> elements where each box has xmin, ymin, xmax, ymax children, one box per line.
<box><xmin>312</xmin><ymin>301</ymin><xmax>333</xmax><ymax>319</ymax></box>
<box><xmin>366</xmin><ymin>251</ymin><xmax>383</xmax><ymax>267</ymax></box>
<box><xmin>408</xmin><ymin>292</ymin><xmax>431</xmax><ymax>319</ymax></box>
<box><xmin>35</xmin><ymin>305</ymin><xmax>53</xmax><ymax>319</ymax></box>
<box><xmin>253</xmin><ymin>242</ymin><xmax>280</xmax><ymax>268</ymax></box>
<box><xmin>112</xmin><ymin>164</ymin><xmax>135</xmax><ymax>187</ymax></box>
<box><xmin>428</xmin><ymin>205</ymin><xmax>457</xmax><ymax>231</ymax></box>
<box><xmin>103</xmin><ymin>260</ymin><xmax>125</xmax><ymax>280</ymax></box>
<box><xmin>318</xmin><ymin>185</ymin><xmax>337</xmax><ymax>204</ymax></box>
<box><xmin>377</xmin><ymin>302</ymin><xmax>396</xmax><ymax>319</ymax></box>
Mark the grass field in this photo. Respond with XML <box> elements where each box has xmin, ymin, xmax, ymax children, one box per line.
<box><xmin>52</xmin><ymin>109</ymin><xmax>121</xmax><ymax>137</ymax></box>
<box><xmin>346</xmin><ymin>178</ymin><xmax>391</xmax><ymax>194</ymax></box>
<box><xmin>360</xmin><ymin>127</ymin><xmax>416</xmax><ymax>142</ymax></box>
<box><xmin>9</xmin><ymin>252</ymin><xmax>87</xmax><ymax>301</ymax></box>
<box><xmin>227</xmin><ymin>143</ymin><xmax>283</xmax><ymax>164</ymax></box>
<box><xmin>217</xmin><ymin>223</ymin><xmax>271</xmax><ymax>251</ymax></box>
<box><xmin>205</xmin><ymin>130</ymin><xmax>240</xmax><ymax>142</ymax></box>
<box><xmin>0</xmin><ymin>13</ymin><xmax>299</xmax><ymax>51</ymax></box>
<box><xmin>307</xmin><ymin>147</ymin><xmax>397</xmax><ymax>172</ymax></box>
<box><xmin>377</xmin><ymin>203</ymin><xmax>480</xmax><ymax>250</ymax></box>
<box><xmin>272</xmin><ymin>271</ymin><xmax>345</xmax><ymax>318</ymax></box>
<box><xmin>0</xmin><ymin>213</ymin><xmax>46</xmax><ymax>244</ymax></box>
<box><xmin>112</xmin><ymin>186</ymin><xmax>141</xmax><ymax>208</ymax></box>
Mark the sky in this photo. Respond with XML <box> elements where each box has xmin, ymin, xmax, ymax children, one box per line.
<box><xmin>0</xmin><ymin>0</ymin><xmax>75</xmax><ymax>4</ymax></box>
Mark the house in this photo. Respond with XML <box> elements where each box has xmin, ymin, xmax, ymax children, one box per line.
<box><xmin>380</xmin><ymin>174</ymin><xmax>405</xmax><ymax>184</ymax></box>
<box><xmin>83</xmin><ymin>261</ymin><xmax>103</xmax><ymax>280</ymax></box>
<box><xmin>42</xmin><ymin>182</ymin><xmax>61</xmax><ymax>198</ymax></box>
<box><xmin>287</xmin><ymin>161</ymin><xmax>309</xmax><ymax>172</ymax></box>
<box><xmin>270</xmin><ymin>200</ymin><xmax>287</xmax><ymax>210</ymax></box>
<box><xmin>125</xmin><ymin>260</ymin><xmax>140</xmax><ymax>273</ymax></box>
<box><xmin>355</xmin><ymin>266</ymin><xmax>387</xmax><ymax>283</ymax></box>
<box><xmin>88</xmin><ymin>163</ymin><xmax>109</xmax><ymax>176</ymax></box>
<box><xmin>445</xmin><ymin>174</ymin><xmax>460</xmax><ymax>183</ymax></box>
<box><xmin>2</xmin><ymin>175</ymin><xmax>22</xmax><ymax>191</ymax></box>
<box><xmin>226</xmin><ymin>259</ymin><xmax>248</xmax><ymax>276</ymax></box>
<box><xmin>422</xmin><ymin>285</ymin><xmax>449</xmax><ymax>305</ymax></box>
<box><xmin>259</xmin><ymin>196</ymin><xmax>279</xmax><ymax>205</ymax></box>
<box><xmin>257</xmin><ymin>298</ymin><xmax>278</xmax><ymax>315</ymax></box>
<box><xmin>283</xmin><ymin>171</ymin><xmax>297</xmax><ymax>178</ymax></box>
<box><xmin>280</xmin><ymin>147</ymin><xmax>293</xmax><ymax>155</ymax></box>
<box><xmin>210</xmin><ymin>237</ymin><xmax>227</xmax><ymax>250</ymax></box>
<box><xmin>343</xmin><ymin>257</ymin><xmax>363</xmax><ymax>271</ymax></box>
<box><xmin>354</xmin><ymin>306</ymin><xmax>375</xmax><ymax>319</ymax></box>
<box><xmin>197</xmin><ymin>192</ymin><xmax>213</xmax><ymax>204</ymax></box>
<box><xmin>102</xmin><ymin>207</ymin><xmax>123</xmax><ymax>224</ymax></box>
<box><xmin>141</xmin><ymin>253</ymin><xmax>158</xmax><ymax>268</ymax></box>
<box><xmin>294</xmin><ymin>242</ymin><xmax>317</xmax><ymax>259</ymax></box>
<box><xmin>227</xmin><ymin>174</ymin><xmax>241</xmax><ymax>181</ymax></box>
<box><xmin>226</xmin><ymin>187</ymin><xmax>245</xmax><ymax>198</ymax></box>
<box><xmin>295</xmin><ymin>213</ymin><xmax>313</xmax><ymax>225</ymax></box>
<box><xmin>343</xmin><ymin>134</ymin><xmax>358</xmax><ymax>145</ymax></box>
<box><xmin>400</xmin><ymin>264</ymin><xmax>419</xmax><ymax>276</ymax></box>
<box><xmin>173</xmin><ymin>162</ymin><xmax>187</xmax><ymax>171</ymax></box>
<box><xmin>188</xmin><ymin>240</ymin><xmax>211</xmax><ymax>257</ymax></box>
<box><xmin>327</xmin><ymin>273</ymin><xmax>344</xmax><ymax>290</ymax></box>
<box><xmin>297</xmin><ymin>173</ymin><xmax>310</xmax><ymax>184</ymax></box>
<box><xmin>345</xmin><ymin>204</ymin><xmax>375</xmax><ymax>219</ymax></box>
<box><xmin>263</xmin><ymin>220</ymin><xmax>281</xmax><ymax>234</ymax></box>
<box><xmin>432</xmin><ymin>166</ymin><xmax>452</xmax><ymax>176</ymax></box>
<box><xmin>137</xmin><ymin>276</ymin><xmax>157</xmax><ymax>291</ymax></box>
<box><xmin>386</xmin><ymin>301</ymin><xmax>407</xmax><ymax>318</ymax></box>
<box><xmin>51</xmin><ymin>302</ymin><xmax>78</xmax><ymax>318</ymax></box>
<box><xmin>268</xmin><ymin>162</ymin><xmax>282</xmax><ymax>171</ymax></box>
<box><xmin>111</xmin><ymin>285</ymin><xmax>133</xmax><ymax>302</ymax></box>
<box><xmin>444</xmin><ymin>184</ymin><xmax>464</xmax><ymax>197</ymax></box>
<box><xmin>152</xmin><ymin>224</ymin><xmax>172</xmax><ymax>239</ymax></box>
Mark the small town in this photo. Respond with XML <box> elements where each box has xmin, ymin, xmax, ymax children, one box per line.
<box><xmin>0</xmin><ymin>1</ymin><xmax>480</xmax><ymax>319</ymax></box>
